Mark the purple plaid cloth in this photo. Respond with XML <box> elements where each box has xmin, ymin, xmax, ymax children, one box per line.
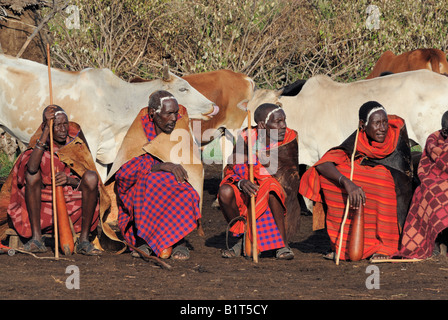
<box><xmin>116</xmin><ymin>113</ymin><xmax>201</xmax><ymax>256</ymax></box>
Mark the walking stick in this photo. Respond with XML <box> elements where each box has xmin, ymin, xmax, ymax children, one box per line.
<box><xmin>244</xmin><ymin>110</ymin><xmax>258</xmax><ymax>263</ymax></box>
<box><xmin>47</xmin><ymin>44</ymin><xmax>75</xmax><ymax>257</ymax></box>
<box><xmin>47</xmin><ymin>43</ymin><xmax>60</xmax><ymax>259</ymax></box>
<box><xmin>335</xmin><ymin>127</ymin><xmax>360</xmax><ymax>265</ymax></box>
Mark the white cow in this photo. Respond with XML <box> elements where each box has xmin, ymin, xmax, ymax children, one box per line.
<box><xmin>241</xmin><ymin>70</ymin><xmax>448</xmax><ymax>167</ymax></box>
<box><xmin>0</xmin><ymin>54</ymin><xmax>218</xmax><ymax>180</ymax></box>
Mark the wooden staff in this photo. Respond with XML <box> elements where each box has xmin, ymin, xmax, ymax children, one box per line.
<box><xmin>55</xmin><ymin>178</ymin><xmax>74</xmax><ymax>255</ymax></box>
<box><xmin>348</xmin><ymin>203</ymin><xmax>364</xmax><ymax>261</ymax></box>
<box><xmin>124</xmin><ymin>241</ymin><xmax>172</xmax><ymax>270</ymax></box>
<box><xmin>244</xmin><ymin>110</ymin><xmax>258</xmax><ymax>263</ymax></box>
<box><xmin>47</xmin><ymin>44</ymin><xmax>75</xmax><ymax>257</ymax></box>
<box><xmin>335</xmin><ymin>127</ymin><xmax>360</xmax><ymax>265</ymax></box>
<box><xmin>47</xmin><ymin>43</ymin><xmax>60</xmax><ymax>259</ymax></box>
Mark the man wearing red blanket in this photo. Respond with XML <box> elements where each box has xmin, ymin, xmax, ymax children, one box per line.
<box><xmin>218</xmin><ymin>103</ymin><xmax>297</xmax><ymax>260</ymax></box>
<box><xmin>115</xmin><ymin>90</ymin><xmax>201</xmax><ymax>260</ymax></box>
<box><xmin>6</xmin><ymin>105</ymin><xmax>108</xmax><ymax>255</ymax></box>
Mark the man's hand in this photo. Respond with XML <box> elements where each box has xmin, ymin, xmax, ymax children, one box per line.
<box><xmin>237</xmin><ymin>179</ymin><xmax>259</xmax><ymax>197</ymax></box>
<box><xmin>154</xmin><ymin>162</ymin><xmax>189</xmax><ymax>183</ymax></box>
<box><xmin>54</xmin><ymin>172</ymin><xmax>79</xmax><ymax>187</ymax></box>
<box><xmin>342</xmin><ymin>177</ymin><xmax>366</xmax><ymax>209</ymax></box>
<box><xmin>340</xmin><ymin>176</ymin><xmax>365</xmax><ymax>209</ymax></box>
<box><xmin>41</xmin><ymin>106</ymin><xmax>58</xmax><ymax>132</ymax></box>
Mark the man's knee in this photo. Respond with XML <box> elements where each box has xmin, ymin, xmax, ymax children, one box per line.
<box><xmin>218</xmin><ymin>184</ymin><xmax>235</xmax><ymax>205</ymax></box>
<box><xmin>81</xmin><ymin>170</ymin><xmax>98</xmax><ymax>190</ymax></box>
<box><xmin>25</xmin><ymin>170</ymin><xmax>41</xmax><ymax>188</ymax></box>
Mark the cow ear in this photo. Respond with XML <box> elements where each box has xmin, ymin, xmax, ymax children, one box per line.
<box><xmin>162</xmin><ymin>59</ymin><xmax>170</xmax><ymax>81</ymax></box>
<box><xmin>275</xmin><ymin>88</ymin><xmax>284</xmax><ymax>96</ymax></box>
<box><xmin>237</xmin><ymin>99</ymin><xmax>249</xmax><ymax>111</ymax></box>
<box><xmin>178</xmin><ymin>104</ymin><xmax>187</xmax><ymax>117</ymax></box>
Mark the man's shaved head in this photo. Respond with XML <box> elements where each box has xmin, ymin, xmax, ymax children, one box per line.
<box><xmin>442</xmin><ymin>110</ymin><xmax>448</xmax><ymax>129</ymax></box>
<box><xmin>148</xmin><ymin>90</ymin><xmax>177</xmax><ymax>112</ymax></box>
<box><xmin>254</xmin><ymin>103</ymin><xmax>283</xmax><ymax>125</ymax></box>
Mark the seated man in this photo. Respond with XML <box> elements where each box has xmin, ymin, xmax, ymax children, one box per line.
<box><xmin>397</xmin><ymin>111</ymin><xmax>448</xmax><ymax>259</ymax></box>
<box><xmin>114</xmin><ymin>90</ymin><xmax>201</xmax><ymax>260</ymax></box>
<box><xmin>218</xmin><ymin>103</ymin><xmax>298</xmax><ymax>260</ymax></box>
<box><xmin>299</xmin><ymin>101</ymin><xmax>413</xmax><ymax>262</ymax></box>
<box><xmin>7</xmin><ymin>105</ymin><xmax>108</xmax><ymax>255</ymax></box>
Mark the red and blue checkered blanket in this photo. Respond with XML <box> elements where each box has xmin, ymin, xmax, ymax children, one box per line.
<box><xmin>116</xmin><ymin>113</ymin><xmax>201</xmax><ymax>256</ymax></box>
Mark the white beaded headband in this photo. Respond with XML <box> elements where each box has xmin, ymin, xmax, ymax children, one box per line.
<box><xmin>264</xmin><ymin>106</ymin><xmax>282</xmax><ymax>124</ymax></box>
<box><xmin>54</xmin><ymin>110</ymin><xmax>67</xmax><ymax>117</ymax></box>
<box><xmin>365</xmin><ymin>106</ymin><xmax>386</xmax><ymax>125</ymax></box>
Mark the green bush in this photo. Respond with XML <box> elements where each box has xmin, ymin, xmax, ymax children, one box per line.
<box><xmin>0</xmin><ymin>151</ymin><xmax>14</xmax><ymax>178</ymax></box>
<box><xmin>45</xmin><ymin>0</ymin><xmax>448</xmax><ymax>89</ymax></box>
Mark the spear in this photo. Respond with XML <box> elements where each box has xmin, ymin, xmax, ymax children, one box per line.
<box><xmin>245</xmin><ymin>110</ymin><xmax>258</xmax><ymax>263</ymax></box>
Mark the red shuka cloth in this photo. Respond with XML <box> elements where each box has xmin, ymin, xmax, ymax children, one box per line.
<box><xmin>299</xmin><ymin>116</ymin><xmax>404</xmax><ymax>260</ymax></box>
<box><xmin>7</xmin><ymin>125</ymin><xmax>99</xmax><ymax>238</ymax></box>
<box><xmin>220</xmin><ymin>128</ymin><xmax>297</xmax><ymax>252</ymax></box>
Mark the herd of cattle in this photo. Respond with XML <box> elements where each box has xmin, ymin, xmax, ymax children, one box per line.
<box><xmin>1</xmin><ymin>48</ymin><xmax>448</xmax><ymax>223</ymax></box>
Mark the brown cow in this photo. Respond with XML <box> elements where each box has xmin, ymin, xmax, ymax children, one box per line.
<box><xmin>366</xmin><ymin>48</ymin><xmax>448</xmax><ymax>79</ymax></box>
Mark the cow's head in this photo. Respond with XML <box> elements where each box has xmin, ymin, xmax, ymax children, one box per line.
<box><xmin>159</xmin><ymin>62</ymin><xmax>219</xmax><ymax>120</ymax></box>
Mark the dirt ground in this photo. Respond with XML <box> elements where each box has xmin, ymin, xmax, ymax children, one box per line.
<box><xmin>1</xmin><ymin>164</ymin><xmax>448</xmax><ymax>306</ymax></box>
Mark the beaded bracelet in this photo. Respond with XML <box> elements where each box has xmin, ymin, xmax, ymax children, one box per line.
<box><xmin>36</xmin><ymin>138</ymin><xmax>47</xmax><ymax>150</ymax></box>
<box><xmin>35</xmin><ymin>143</ymin><xmax>45</xmax><ymax>151</ymax></box>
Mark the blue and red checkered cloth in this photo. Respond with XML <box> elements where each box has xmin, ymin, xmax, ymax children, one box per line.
<box><xmin>116</xmin><ymin>112</ymin><xmax>201</xmax><ymax>257</ymax></box>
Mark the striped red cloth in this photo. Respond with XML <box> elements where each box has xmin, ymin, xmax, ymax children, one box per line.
<box><xmin>219</xmin><ymin>128</ymin><xmax>298</xmax><ymax>252</ymax></box>
<box><xmin>7</xmin><ymin>126</ymin><xmax>99</xmax><ymax>238</ymax></box>
<box><xmin>397</xmin><ymin>130</ymin><xmax>448</xmax><ymax>259</ymax></box>
<box><xmin>299</xmin><ymin>116</ymin><xmax>404</xmax><ymax>260</ymax></box>
<box><xmin>115</xmin><ymin>112</ymin><xmax>201</xmax><ymax>257</ymax></box>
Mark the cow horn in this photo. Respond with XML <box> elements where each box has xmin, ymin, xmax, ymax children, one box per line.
<box><xmin>162</xmin><ymin>59</ymin><xmax>170</xmax><ymax>82</ymax></box>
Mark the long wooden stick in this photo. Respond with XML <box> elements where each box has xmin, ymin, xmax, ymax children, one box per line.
<box><xmin>335</xmin><ymin>127</ymin><xmax>360</xmax><ymax>265</ymax></box>
<box><xmin>124</xmin><ymin>241</ymin><xmax>172</xmax><ymax>270</ymax></box>
<box><xmin>47</xmin><ymin>43</ymin><xmax>59</xmax><ymax>259</ymax></box>
<box><xmin>247</xmin><ymin>110</ymin><xmax>258</xmax><ymax>263</ymax></box>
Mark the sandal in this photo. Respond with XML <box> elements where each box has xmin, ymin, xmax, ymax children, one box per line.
<box><xmin>22</xmin><ymin>238</ymin><xmax>47</xmax><ymax>253</ymax></box>
<box><xmin>369</xmin><ymin>253</ymin><xmax>389</xmax><ymax>263</ymax></box>
<box><xmin>276</xmin><ymin>246</ymin><xmax>294</xmax><ymax>260</ymax></box>
<box><xmin>323</xmin><ymin>251</ymin><xmax>335</xmax><ymax>260</ymax></box>
<box><xmin>171</xmin><ymin>244</ymin><xmax>190</xmax><ymax>260</ymax></box>
<box><xmin>75</xmin><ymin>240</ymin><xmax>102</xmax><ymax>256</ymax></box>
<box><xmin>131</xmin><ymin>244</ymin><xmax>152</xmax><ymax>258</ymax></box>
<box><xmin>221</xmin><ymin>239</ymin><xmax>242</xmax><ymax>258</ymax></box>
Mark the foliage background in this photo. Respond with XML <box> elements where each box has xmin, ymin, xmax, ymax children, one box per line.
<box><xmin>0</xmin><ymin>0</ymin><xmax>447</xmax><ymax>171</ymax></box>
<box><xmin>44</xmin><ymin>0</ymin><xmax>448</xmax><ymax>89</ymax></box>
